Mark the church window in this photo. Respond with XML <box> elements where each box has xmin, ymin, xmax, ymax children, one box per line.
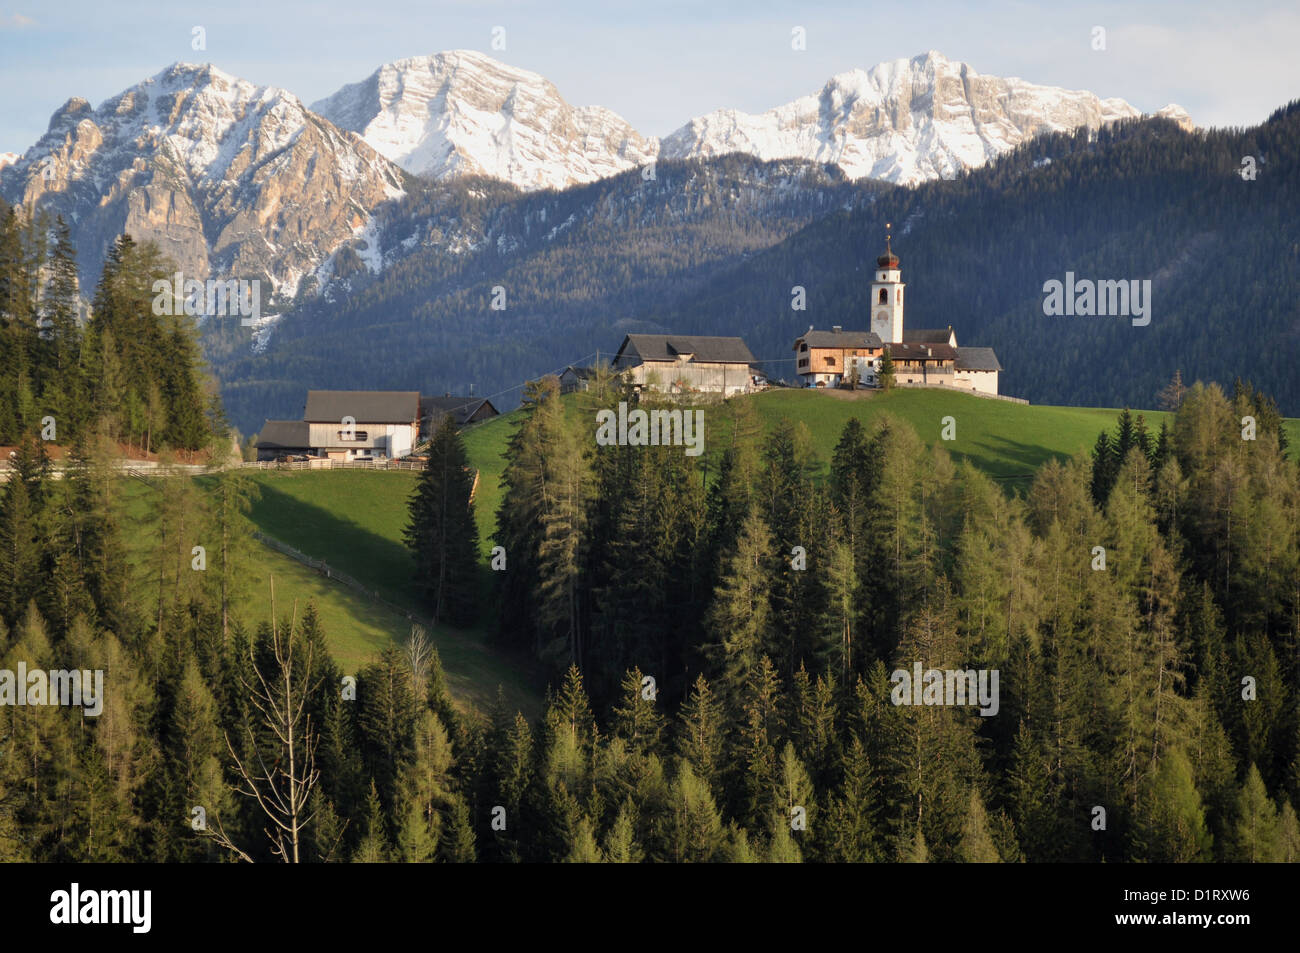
<box><xmin>878</xmin><ymin>289</ymin><xmax>888</xmax><ymax>304</ymax></box>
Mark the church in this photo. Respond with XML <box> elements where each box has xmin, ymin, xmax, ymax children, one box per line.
<box><xmin>793</xmin><ymin>227</ymin><xmax>1003</xmax><ymax>395</ymax></box>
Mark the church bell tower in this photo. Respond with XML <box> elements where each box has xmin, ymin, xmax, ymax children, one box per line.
<box><xmin>870</xmin><ymin>223</ymin><xmax>905</xmax><ymax>344</ymax></box>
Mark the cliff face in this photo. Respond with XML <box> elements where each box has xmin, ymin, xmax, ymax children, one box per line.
<box><xmin>1</xmin><ymin>63</ymin><xmax>406</xmax><ymax>300</ymax></box>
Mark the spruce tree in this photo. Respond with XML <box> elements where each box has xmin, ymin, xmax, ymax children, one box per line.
<box><xmin>404</xmin><ymin>415</ymin><xmax>479</xmax><ymax>626</ymax></box>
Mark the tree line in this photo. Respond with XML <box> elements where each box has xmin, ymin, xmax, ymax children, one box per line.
<box><xmin>0</xmin><ymin>205</ymin><xmax>214</xmax><ymax>452</ymax></box>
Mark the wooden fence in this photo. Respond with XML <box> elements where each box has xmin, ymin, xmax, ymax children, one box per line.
<box><xmin>240</xmin><ymin>458</ymin><xmax>425</xmax><ymax>472</ymax></box>
<box><xmin>251</xmin><ymin>531</ymin><xmax>434</xmax><ymax>629</ymax></box>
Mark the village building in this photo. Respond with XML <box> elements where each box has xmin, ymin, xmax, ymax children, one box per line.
<box><xmin>793</xmin><ymin>228</ymin><xmax>1003</xmax><ymax>395</ymax></box>
<box><xmin>612</xmin><ymin>334</ymin><xmax>764</xmax><ymax>396</ymax></box>
<box><xmin>255</xmin><ymin>390</ymin><xmax>422</xmax><ymax>461</ymax></box>
<box><xmin>256</xmin><ymin>389</ymin><xmax>500</xmax><ymax>461</ymax></box>
<box><xmin>559</xmin><ymin>365</ymin><xmax>599</xmax><ymax>393</ymax></box>
<box><xmin>253</xmin><ymin>420</ymin><xmax>311</xmax><ymax>461</ymax></box>
<box><xmin>421</xmin><ymin>395</ymin><xmax>499</xmax><ymax>436</ymax></box>
<box><xmin>302</xmin><ymin>390</ymin><xmax>421</xmax><ymax>460</ymax></box>
<box><xmin>793</xmin><ymin>327</ymin><xmax>884</xmax><ymax>387</ymax></box>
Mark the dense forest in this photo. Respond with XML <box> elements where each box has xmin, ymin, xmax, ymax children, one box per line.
<box><xmin>0</xmin><ymin>205</ymin><xmax>215</xmax><ymax>452</ymax></box>
<box><xmin>212</xmin><ymin>103</ymin><xmax>1300</xmax><ymax>437</ymax></box>
<box><xmin>1</xmin><ymin>202</ymin><xmax>1297</xmax><ymax>864</ymax></box>
<box><xmin>5</xmin><ymin>355</ymin><xmax>1296</xmax><ymax>861</ymax></box>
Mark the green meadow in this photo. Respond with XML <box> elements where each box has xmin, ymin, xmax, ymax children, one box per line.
<box><xmin>118</xmin><ymin>387</ymin><xmax>1295</xmax><ymax>719</ymax></box>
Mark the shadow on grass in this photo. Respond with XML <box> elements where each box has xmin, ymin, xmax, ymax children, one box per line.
<box><xmin>247</xmin><ymin>480</ymin><xmax>546</xmax><ymax>718</ymax></box>
<box><xmin>947</xmin><ymin>433</ymin><xmax>1078</xmax><ymax>492</ymax></box>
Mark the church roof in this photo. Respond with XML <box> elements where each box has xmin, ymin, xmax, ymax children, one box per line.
<box><xmin>903</xmin><ymin>327</ymin><xmax>956</xmax><ymax>346</ymax></box>
<box><xmin>886</xmin><ymin>342</ymin><xmax>958</xmax><ymax>362</ymax></box>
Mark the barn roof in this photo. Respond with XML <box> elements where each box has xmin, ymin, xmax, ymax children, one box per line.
<box><xmin>256</xmin><ymin>420</ymin><xmax>310</xmax><ymax>448</ymax></box>
<box><xmin>614</xmin><ymin>334</ymin><xmax>756</xmax><ymax>366</ymax></box>
<box><xmin>304</xmin><ymin>390</ymin><xmax>420</xmax><ymax>423</ymax></box>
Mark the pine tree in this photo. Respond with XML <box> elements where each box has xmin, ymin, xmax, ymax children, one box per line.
<box><xmin>352</xmin><ymin>781</ymin><xmax>391</xmax><ymax>863</ymax></box>
<box><xmin>563</xmin><ymin>817</ymin><xmax>604</xmax><ymax>862</ymax></box>
<box><xmin>958</xmin><ymin>788</ymin><xmax>1001</xmax><ymax>862</ymax></box>
<box><xmin>702</xmin><ymin>507</ymin><xmax>773</xmax><ymax>711</ymax></box>
<box><xmin>404</xmin><ymin>415</ymin><xmax>480</xmax><ymax>626</ymax></box>
<box><xmin>878</xmin><ymin>348</ymin><xmax>896</xmax><ymax>390</ymax></box>
<box><xmin>664</xmin><ymin>760</ymin><xmax>725</xmax><ymax>862</ymax></box>
<box><xmin>610</xmin><ymin>667</ymin><xmax>665</xmax><ymax>757</ymax></box>
<box><xmin>1230</xmin><ymin>764</ymin><xmax>1279</xmax><ymax>862</ymax></box>
<box><xmin>677</xmin><ymin>674</ymin><xmax>726</xmax><ymax>790</ymax></box>
<box><xmin>602</xmin><ymin>802</ymin><xmax>643</xmax><ymax>862</ymax></box>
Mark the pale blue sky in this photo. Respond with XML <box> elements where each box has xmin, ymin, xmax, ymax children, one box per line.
<box><xmin>1</xmin><ymin>0</ymin><xmax>1296</xmax><ymax>154</ymax></box>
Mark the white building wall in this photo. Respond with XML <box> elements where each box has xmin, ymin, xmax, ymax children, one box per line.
<box><xmin>954</xmin><ymin>370</ymin><xmax>1000</xmax><ymax>395</ymax></box>
<box><xmin>627</xmin><ymin>361</ymin><xmax>754</xmax><ymax>396</ymax></box>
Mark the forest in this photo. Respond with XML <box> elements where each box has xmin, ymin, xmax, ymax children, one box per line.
<box><xmin>0</xmin><ymin>207</ymin><xmax>215</xmax><ymax>452</ymax></box>
<box><xmin>0</xmin><ymin>208</ymin><xmax>1297</xmax><ymax>865</ymax></box>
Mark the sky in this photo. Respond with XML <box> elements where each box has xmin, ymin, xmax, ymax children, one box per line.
<box><xmin>1</xmin><ymin>0</ymin><xmax>1297</xmax><ymax>154</ymax></box>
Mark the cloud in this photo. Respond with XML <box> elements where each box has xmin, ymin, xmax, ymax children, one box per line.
<box><xmin>1</xmin><ymin>12</ymin><xmax>36</xmax><ymax>29</ymax></box>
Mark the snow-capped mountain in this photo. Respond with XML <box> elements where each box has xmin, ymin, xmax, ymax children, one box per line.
<box><xmin>660</xmin><ymin>51</ymin><xmax>1192</xmax><ymax>186</ymax></box>
<box><xmin>0</xmin><ymin>152</ymin><xmax>18</xmax><ymax>171</ymax></box>
<box><xmin>314</xmin><ymin>49</ymin><xmax>1190</xmax><ymax>191</ymax></box>
<box><xmin>0</xmin><ymin>63</ymin><xmax>405</xmax><ymax>296</ymax></box>
<box><xmin>0</xmin><ymin>50</ymin><xmax>1195</xmax><ymax>311</ymax></box>
<box><xmin>312</xmin><ymin>50</ymin><xmax>658</xmax><ymax>190</ymax></box>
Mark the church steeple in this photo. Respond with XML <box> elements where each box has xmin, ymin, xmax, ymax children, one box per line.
<box><xmin>870</xmin><ymin>222</ymin><xmax>905</xmax><ymax>343</ymax></box>
<box><xmin>878</xmin><ymin>222</ymin><xmax>899</xmax><ymax>268</ymax></box>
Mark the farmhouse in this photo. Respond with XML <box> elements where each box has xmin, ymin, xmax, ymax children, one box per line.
<box><xmin>303</xmin><ymin>390</ymin><xmax>421</xmax><ymax>460</ymax></box>
<box><xmin>794</xmin><ymin>228</ymin><xmax>1003</xmax><ymax>396</ymax></box>
<box><xmin>793</xmin><ymin>327</ymin><xmax>884</xmax><ymax>386</ymax></box>
<box><xmin>422</xmin><ymin>395</ymin><xmax>499</xmax><ymax>435</ymax></box>
<box><xmin>612</xmin><ymin>334</ymin><xmax>763</xmax><ymax>396</ymax></box>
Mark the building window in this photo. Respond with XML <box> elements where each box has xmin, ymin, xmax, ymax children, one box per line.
<box><xmin>824</xmin><ymin>356</ymin><xmax>835</xmax><ymax>366</ymax></box>
<box><xmin>338</xmin><ymin>429</ymin><xmax>369</xmax><ymax>442</ymax></box>
<box><xmin>878</xmin><ymin>289</ymin><xmax>888</xmax><ymax>304</ymax></box>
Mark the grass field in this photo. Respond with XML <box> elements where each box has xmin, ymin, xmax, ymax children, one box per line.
<box><xmin>748</xmin><ymin>388</ymin><xmax>1173</xmax><ymax>486</ymax></box>
<box><xmin>121</xmin><ymin>477</ymin><xmax>411</xmax><ymax>671</ymax></box>
<box><xmin>463</xmin><ymin>387</ymin><xmax>1300</xmax><ymax>500</ymax></box>
<box><xmin>461</xmin><ymin>419</ymin><xmax>512</xmax><ymax>557</ymax></box>
<box><xmin>118</xmin><ymin>471</ymin><xmax>544</xmax><ymax>718</ymax></box>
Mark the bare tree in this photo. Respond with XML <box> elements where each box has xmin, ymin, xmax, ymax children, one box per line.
<box><xmin>405</xmin><ymin>624</ymin><xmax>434</xmax><ymax>696</ymax></box>
<box><xmin>205</xmin><ymin>578</ymin><xmax>322</xmax><ymax>863</ymax></box>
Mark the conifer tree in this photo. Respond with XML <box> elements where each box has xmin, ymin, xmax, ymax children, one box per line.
<box><xmin>405</xmin><ymin>415</ymin><xmax>480</xmax><ymax>626</ymax></box>
<box><xmin>958</xmin><ymin>789</ymin><xmax>1001</xmax><ymax>862</ymax></box>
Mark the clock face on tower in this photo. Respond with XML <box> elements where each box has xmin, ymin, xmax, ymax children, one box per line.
<box><xmin>876</xmin><ymin>310</ymin><xmax>888</xmax><ymax>324</ymax></box>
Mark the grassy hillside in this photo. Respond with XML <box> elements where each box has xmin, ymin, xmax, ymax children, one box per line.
<box><xmin>119</xmin><ymin>471</ymin><xmax>544</xmax><ymax>718</ymax></box>
<box><xmin>747</xmin><ymin>389</ymin><xmax>1171</xmax><ymax>484</ymax></box>
<box><xmin>463</xmin><ymin>387</ymin><xmax>1299</xmax><ymax>539</ymax></box>
<box><xmin>132</xmin><ymin>389</ymin><xmax>1287</xmax><ymax>719</ymax></box>
<box><xmin>121</xmin><ymin>478</ymin><xmax>414</xmax><ymax>671</ymax></box>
